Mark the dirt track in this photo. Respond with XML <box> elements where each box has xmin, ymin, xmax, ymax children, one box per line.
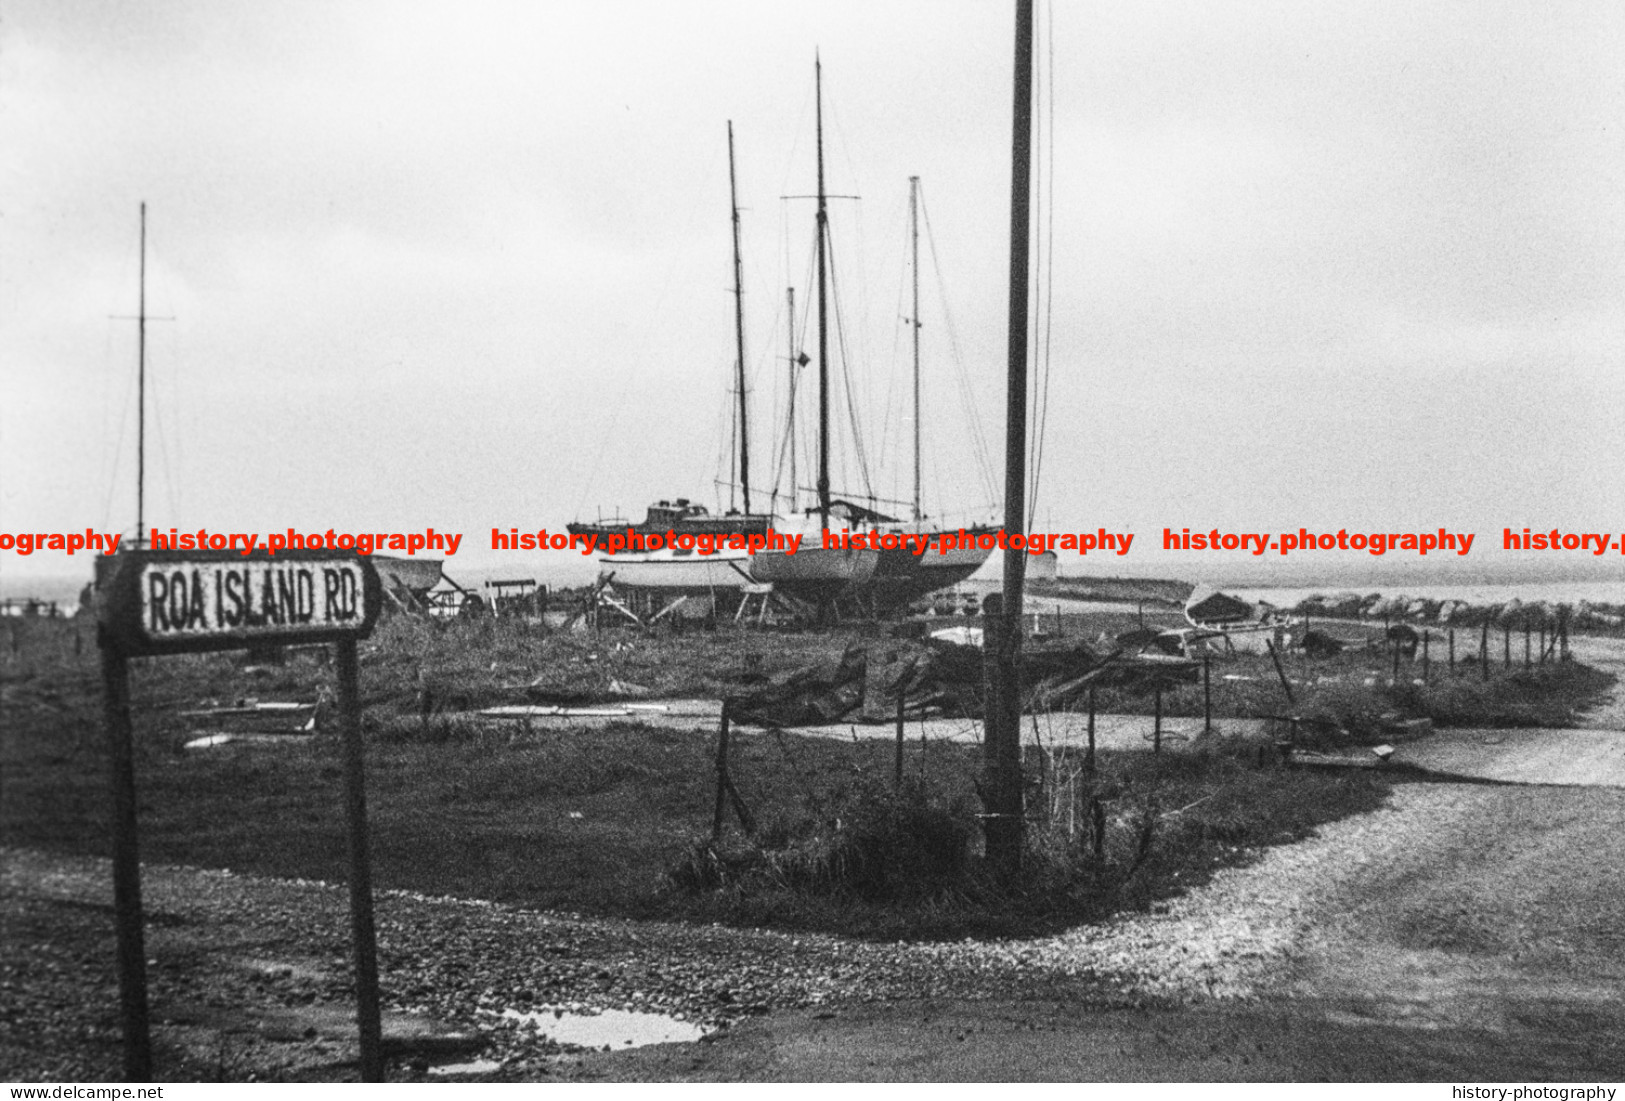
<box><xmin>1395</xmin><ymin>634</ymin><xmax>1625</xmax><ymax>786</ymax></box>
<box><xmin>585</xmin><ymin>639</ymin><xmax>1625</xmax><ymax>1080</ymax></box>
<box><xmin>577</xmin><ymin>781</ymin><xmax>1625</xmax><ymax>1081</ymax></box>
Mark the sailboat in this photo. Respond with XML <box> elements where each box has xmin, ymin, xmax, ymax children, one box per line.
<box><xmin>749</xmin><ymin>59</ymin><xmax>994</xmax><ymax>614</ymax></box>
<box><xmin>587</xmin><ymin>121</ymin><xmax>772</xmax><ymax>597</ymax></box>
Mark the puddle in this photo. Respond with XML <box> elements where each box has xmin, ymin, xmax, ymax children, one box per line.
<box><xmin>502</xmin><ymin>1006</ymin><xmax>711</xmax><ymax>1050</ymax></box>
<box><xmin>184</xmin><ymin>733</ymin><xmax>235</xmax><ymax>749</ymax></box>
<box><xmin>427</xmin><ymin>1059</ymin><xmax>503</xmax><ymax>1077</ymax></box>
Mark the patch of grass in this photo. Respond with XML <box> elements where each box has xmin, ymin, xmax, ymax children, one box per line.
<box><xmin>662</xmin><ymin>737</ymin><xmax>1391</xmax><ymax>940</ymax></box>
<box><xmin>0</xmin><ymin>614</ymin><xmax>1592</xmax><ymax>942</ymax></box>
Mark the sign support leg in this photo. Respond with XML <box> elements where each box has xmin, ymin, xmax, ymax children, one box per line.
<box><xmin>101</xmin><ymin>647</ymin><xmax>152</xmax><ymax>1082</ymax></box>
<box><xmin>336</xmin><ymin>638</ymin><xmax>383</xmax><ymax>1082</ymax></box>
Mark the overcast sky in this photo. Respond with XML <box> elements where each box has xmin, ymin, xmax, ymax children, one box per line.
<box><xmin>3</xmin><ymin>0</ymin><xmax>1622</xmax><ymax>588</ymax></box>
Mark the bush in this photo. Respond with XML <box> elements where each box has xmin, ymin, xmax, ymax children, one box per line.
<box><xmin>669</xmin><ymin>780</ymin><xmax>977</xmax><ymax>904</ymax></box>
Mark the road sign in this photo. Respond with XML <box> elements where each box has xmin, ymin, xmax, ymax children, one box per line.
<box><xmin>98</xmin><ymin>549</ymin><xmax>380</xmax><ymax>656</ymax></box>
<box><xmin>96</xmin><ymin>548</ymin><xmax>384</xmax><ymax>1081</ymax></box>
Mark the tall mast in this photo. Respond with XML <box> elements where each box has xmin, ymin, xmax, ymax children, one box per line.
<box><xmin>786</xmin><ymin>285</ymin><xmax>797</xmax><ymax>513</ymax></box>
<box><xmin>909</xmin><ymin>176</ymin><xmax>922</xmax><ymax>523</ymax></box>
<box><xmin>728</xmin><ymin>121</ymin><xmax>751</xmax><ymax>513</ymax></box>
<box><xmin>137</xmin><ymin>202</ymin><xmax>148</xmax><ymax>548</ymax></box>
<box><xmin>814</xmin><ymin>54</ymin><xmax>831</xmax><ymax>526</ymax></box>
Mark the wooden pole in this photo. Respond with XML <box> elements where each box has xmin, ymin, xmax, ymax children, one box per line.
<box><xmin>983</xmin><ymin>0</ymin><xmax>1035</xmax><ymax>882</ymax></box>
<box><xmin>712</xmin><ymin>702</ymin><xmax>732</xmax><ymax>841</ymax></box>
<box><xmin>894</xmin><ymin>685</ymin><xmax>906</xmax><ymax>788</ymax></box>
<box><xmin>1085</xmin><ymin>684</ymin><xmax>1096</xmax><ymax>775</ymax></box>
<box><xmin>1422</xmin><ymin>631</ymin><xmax>1430</xmax><ymax>683</ymax></box>
<box><xmin>101</xmin><ymin>646</ymin><xmax>151</xmax><ymax>1082</ymax></box>
<box><xmin>1153</xmin><ymin>686</ymin><xmax>1163</xmax><ymax>754</ymax></box>
<box><xmin>336</xmin><ymin>638</ymin><xmax>383</xmax><ymax>1083</ymax></box>
<box><xmin>1202</xmin><ymin>651</ymin><xmax>1213</xmax><ymax>735</ymax></box>
<box><xmin>1266</xmin><ymin>639</ymin><xmax>1296</xmax><ymax>706</ymax></box>
<box><xmin>1448</xmin><ymin>628</ymin><xmax>1455</xmax><ymax>671</ymax></box>
<box><xmin>982</xmin><ymin>594</ymin><xmax>1022</xmax><ymax>874</ymax></box>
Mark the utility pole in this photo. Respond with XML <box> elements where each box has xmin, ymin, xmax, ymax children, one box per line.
<box><xmin>983</xmin><ymin>0</ymin><xmax>1034</xmax><ymax>880</ymax></box>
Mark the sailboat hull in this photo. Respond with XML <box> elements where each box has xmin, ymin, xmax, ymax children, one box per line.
<box><xmin>599</xmin><ymin>549</ymin><xmax>755</xmax><ymax>593</ymax></box>
<box><xmin>855</xmin><ymin>538</ymin><xmax>992</xmax><ymax>611</ymax></box>
<box><xmin>748</xmin><ymin>545</ymin><xmax>878</xmax><ymax>600</ymax></box>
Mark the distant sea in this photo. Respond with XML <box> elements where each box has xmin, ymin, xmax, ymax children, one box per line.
<box><xmin>6</xmin><ymin>563</ymin><xmax>1625</xmax><ymax>615</ymax></box>
<box><xmin>1226</xmin><ymin>581</ymin><xmax>1625</xmax><ymax>608</ymax></box>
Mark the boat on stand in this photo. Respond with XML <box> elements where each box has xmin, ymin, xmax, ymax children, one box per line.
<box><xmin>585</xmin><ymin>120</ymin><xmax>769</xmax><ymax>609</ymax></box>
<box><xmin>750</xmin><ymin>60</ymin><xmax>994</xmax><ymax>616</ymax></box>
<box><xmin>586</xmin><ymin>61</ymin><xmax>996</xmax><ymax>621</ymax></box>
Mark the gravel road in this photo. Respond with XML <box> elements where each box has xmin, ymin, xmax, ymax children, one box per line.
<box><xmin>8</xmin><ymin>767</ymin><xmax>1624</xmax><ymax>1080</ymax></box>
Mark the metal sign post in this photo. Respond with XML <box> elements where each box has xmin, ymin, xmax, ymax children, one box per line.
<box><xmin>97</xmin><ymin>550</ymin><xmax>382</xmax><ymax>1081</ymax></box>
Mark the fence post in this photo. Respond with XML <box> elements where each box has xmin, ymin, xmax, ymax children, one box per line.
<box><xmin>712</xmin><ymin>701</ymin><xmax>731</xmax><ymax>841</ymax></box>
<box><xmin>1086</xmin><ymin>684</ymin><xmax>1097</xmax><ymax>775</ymax></box>
<box><xmin>1202</xmin><ymin>651</ymin><xmax>1213</xmax><ymax>735</ymax></box>
<box><xmin>894</xmin><ymin>687</ymin><xmax>906</xmax><ymax>788</ymax></box>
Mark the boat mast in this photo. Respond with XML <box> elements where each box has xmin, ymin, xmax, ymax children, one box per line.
<box><xmin>728</xmin><ymin>121</ymin><xmax>751</xmax><ymax>514</ymax></box>
<box><xmin>137</xmin><ymin>202</ymin><xmax>148</xmax><ymax>548</ymax></box>
<box><xmin>814</xmin><ymin>55</ymin><xmax>831</xmax><ymax>527</ymax></box>
<box><xmin>909</xmin><ymin>176</ymin><xmax>922</xmax><ymax>523</ymax></box>
<box><xmin>786</xmin><ymin>285</ymin><xmax>797</xmax><ymax>513</ymax></box>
